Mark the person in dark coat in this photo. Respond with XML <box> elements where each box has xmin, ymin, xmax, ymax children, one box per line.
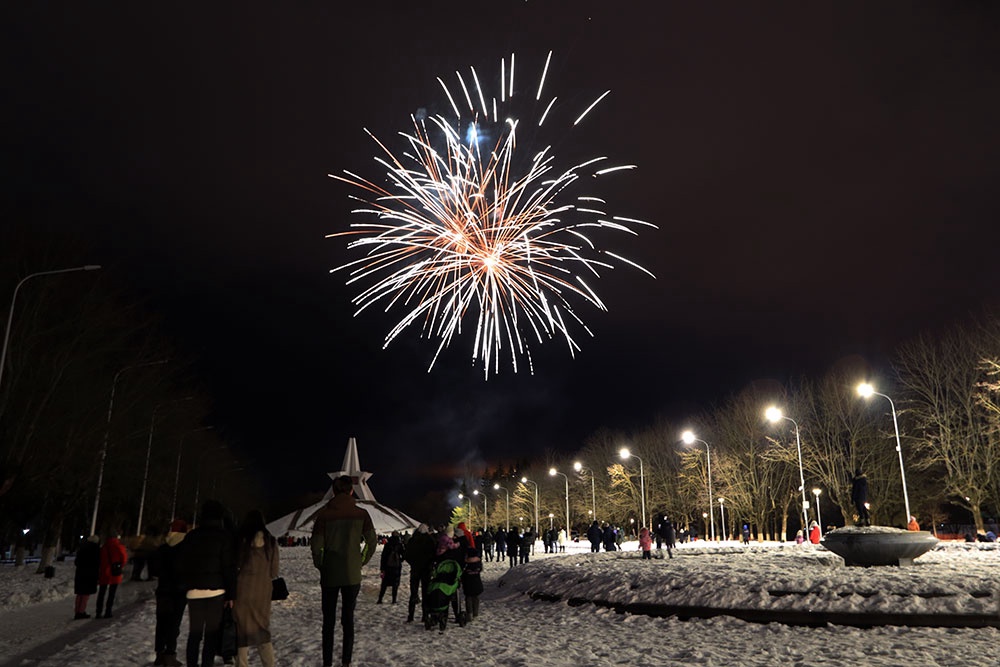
<box><xmin>96</xmin><ymin>532</ymin><xmax>128</xmax><ymax>618</ymax></box>
<box><xmin>851</xmin><ymin>468</ymin><xmax>870</xmax><ymax>526</ymax></box>
<box><xmin>518</xmin><ymin>529</ymin><xmax>532</xmax><ymax>564</ymax></box>
<box><xmin>461</xmin><ymin>544</ymin><xmax>484</xmax><ymax>621</ymax></box>
<box><xmin>403</xmin><ymin>523</ymin><xmax>436</xmax><ymax>623</ymax></box>
<box><xmin>377</xmin><ymin>531</ymin><xmax>404</xmax><ymax>604</ymax></box>
<box><xmin>587</xmin><ymin>521</ymin><xmax>602</xmax><ymax>553</ymax></box>
<box><xmin>506</xmin><ymin>528</ymin><xmax>519</xmax><ymax>568</ymax></box>
<box><xmin>602</xmin><ymin>523</ymin><xmax>617</xmax><ymax>552</ymax></box>
<box><xmin>661</xmin><ymin>520</ymin><xmax>675</xmax><ymax>559</ymax></box>
<box><xmin>154</xmin><ymin>519</ymin><xmax>189</xmax><ymax>667</ymax></box>
<box><xmin>176</xmin><ymin>500</ymin><xmax>237</xmax><ymax>667</ymax></box>
<box><xmin>73</xmin><ymin>535</ymin><xmax>100</xmax><ymax>619</ymax></box>
<box><xmin>480</xmin><ymin>528</ymin><xmax>494</xmax><ymax>562</ymax></box>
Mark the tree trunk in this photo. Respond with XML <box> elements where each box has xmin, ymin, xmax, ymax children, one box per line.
<box><xmin>34</xmin><ymin>511</ymin><xmax>63</xmax><ymax>573</ymax></box>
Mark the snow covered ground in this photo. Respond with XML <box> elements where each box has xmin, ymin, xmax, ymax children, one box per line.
<box><xmin>2</xmin><ymin>537</ymin><xmax>999</xmax><ymax>666</ymax></box>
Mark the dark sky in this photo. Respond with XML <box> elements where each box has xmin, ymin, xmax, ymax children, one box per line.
<box><xmin>4</xmin><ymin>3</ymin><xmax>1000</xmax><ymax>516</ymax></box>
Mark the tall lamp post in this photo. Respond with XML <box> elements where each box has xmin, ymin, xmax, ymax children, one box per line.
<box><xmin>90</xmin><ymin>358</ymin><xmax>169</xmax><ymax>536</ymax></box>
<box><xmin>173</xmin><ymin>426</ymin><xmax>214</xmax><ymax>520</ymax></box>
<box><xmin>681</xmin><ymin>430</ymin><xmax>715</xmax><ymax>541</ymax></box>
<box><xmin>857</xmin><ymin>382</ymin><xmax>911</xmax><ymax>523</ymax></box>
<box><xmin>473</xmin><ymin>489</ymin><xmax>487</xmax><ymax>530</ymax></box>
<box><xmin>493</xmin><ymin>483</ymin><xmax>510</xmax><ymax>531</ymax></box>
<box><xmin>520</xmin><ymin>477</ymin><xmax>539</xmax><ymax>541</ymax></box>
<box><xmin>457</xmin><ymin>493</ymin><xmax>473</xmax><ymax>525</ymax></box>
<box><xmin>549</xmin><ymin>467</ymin><xmax>570</xmax><ymax>537</ymax></box>
<box><xmin>0</xmin><ymin>265</ymin><xmax>101</xmax><ymax>391</ymax></box>
<box><xmin>619</xmin><ymin>448</ymin><xmax>646</xmax><ymax>529</ymax></box>
<box><xmin>574</xmin><ymin>461</ymin><xmax>597</xmax><ymax>523</ymax></box>
<box><xmin>765</xmin><ymin>406</ymin><xmax>809</xmax><ymax>537</ymax></box>
<box><xmin>718</xmin><ymin>497</ymin><xmax>726</xmax><ymax>540</ymax></box>
<box><xmin>812</xmin><ymin>488</ymin><xmax>823</xmax><ymax>536</ymax></box>
<box><xmin>137</xmin><ymin>397</ymin><xmax>195</xmax><ymax>535</ymax></box>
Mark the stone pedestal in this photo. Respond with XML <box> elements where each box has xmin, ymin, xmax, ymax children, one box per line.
<box><xmin>821</xmin><ymin>526</ymin><xmax>938</xmax><ymax>566</ymax></box>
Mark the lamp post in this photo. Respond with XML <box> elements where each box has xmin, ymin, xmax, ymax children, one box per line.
<box><xmin>549</xmin><ymin>513</ymin><xmax>554</xmax><ymax>530</ymax></box>
<box><xmin>702</xmin><ymin>512</ymin><xmax>709</xmax><ymax>539</ymax></box>
<box><xmin>458</xmin><ymin>493</ymin><xmax>473</xmax><ymax>525</ymax></box>
<box><xmin>173</xmin><ymin>426</ymin><xmax>214</xmax><ymax>520</ymax></box>
<box><xmin>493</xmin><ymin>483</ymin><xmax>510</xmax><ymax>531</ymax></box>
<box><xmin>90</xmin><ymin>358</ymin><xmax>169</xmax><ymax>536</ymax></box>
<box><xmin>619</xmin><ymin>448</ymin><xmax>646</xmax><ymax>529</ymax></box>
<box><xmin>574</xmin><ymin>461</ymin><xmax>597</xmax><ymax>523</ymax></box>
<box><xmin>0</xmin><ymin>265</ymin><xmax>101</xmax><ymax>392</ymax></box>
<box><xmin>681</xmin><ymin>431</ymin><xmax>715</xmax><ymax>541</ymax></box>
<box><xmin>765</xmin><ymin>406</ymin><xmax>809</xmax><ymax>537</ymax></box>
<box><xmin>718</xmin><ymin>497</ymin><xmax>726</xmax><ymax>540</ymax></box>
<box><xmin>473</xmin><ymin>489</ymin><xmax>487</xmax><ymax>530</ymax></box>
<box><xmin>549</xmin><ymin>467</ymin><xmax>570</xmax><ymax>538</ymax></box>
<box><xmin>813</xmin><ymin>488</ymin><xmax>823</xmax><ymax>536</ymax></box>
<box><xmin>857</xmin><ymin>382</ymin><xmax>911</xmax><ymax>523</ymax></box>
<box><xmin>137</xmin><ymin>397</ymin><xmax>195</xmax><ymax>535</ymax></box>
<box><xmin>520</xmin><ymin>477</ymin><xmax>539</xmax><ymax>542</ymax></box>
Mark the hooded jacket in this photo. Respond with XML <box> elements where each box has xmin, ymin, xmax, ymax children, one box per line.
<box><xmin>310</xmin><ymin>493</ymin><xmax>376</xmax><ymax>587</ymax></box>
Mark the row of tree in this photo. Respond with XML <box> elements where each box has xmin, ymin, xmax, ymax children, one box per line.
<box><xmin>0</xmin><ymin>238</ymin><xmax>257</xmax><ymax>568</ymax></box>
<box><xmin>452</xmin><ymin>313</ymin><xmax>1000</xmax><ymax>542</ymax></box>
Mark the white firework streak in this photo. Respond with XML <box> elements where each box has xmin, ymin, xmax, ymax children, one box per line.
<box><xmin>328</xmin><ymin>52</ymin><xmax>656</xmax><ymax>377</ymax></box>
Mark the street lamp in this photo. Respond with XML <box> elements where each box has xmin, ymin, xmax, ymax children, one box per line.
<box><xmin>173</xmin><ymin>426</ymin><xmax>214</xmax><ymax>520</ymax></box>
<box><xmin>457</xmin><ymin>493</ymin><xmax>473</xmax><ymax>525</ymax></box>
<box><xmin>90</xmin><ymin>358</ymin><xmax>169</xmax><ymax>536</ymax></box>
<box><xmin>473</xmin><ymin>489</ymin><xmax>487</xmax><ymax>530</ymax></box>
<box><xmin>493</xmin><ymin>483</ymin><xmax>510</xmax><ymax>531</ymax></box>
<box><xmin>520</xmin><ymin>477</ymin><xmax>539</xmax><ymax>542</ymax></box>
<box><xmin>0</xmin><ymin>265</ymin><xmax>101</xmax><ymax>391</ymax></box>
<box><xmin>574</xmin><ymin>461</ymin><xmax>597</xmax><ymax>523</ymax></box>
<box><xmin>857</xmin><ymin>382</ymin><xmax>911</xmax><ymax>523</ymax></box>
<box><xmin>549</xmin><ymin>467</ymin><xmax>570</xmax><ymax>538</ymax></box>
<box><xmin>137</xmin><ymin>397</ymin><xmax>195</xmax><ymax>536</ymax></box>
<box><xmin>813</xmin><ymin>488</ymin><xmax>823</xmax><ymax>536</ymax></box>
<box><xmin>718</xmin><ymin>497</ymin><xmax>726</xmax><ymax>540</ymax></box>
<box><xmin>765</xmin><ymin>406</ymin><xmax>809</xmax><ymax>537</ymax></box>
<box><xmin>681</xmin><ymin>430</ymin><xmax>715</xmax><ymax>541</ymax></box>
<box><xmin>619</xmin><ymin>448</ymin><xmax>646</xmax><ymax>529</ymax></box>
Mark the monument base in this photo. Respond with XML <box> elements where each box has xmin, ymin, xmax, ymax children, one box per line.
<box><xmin>821</xmin><ymin>525</ymin><xmax>938</xmax><ymax>567</ymax></box>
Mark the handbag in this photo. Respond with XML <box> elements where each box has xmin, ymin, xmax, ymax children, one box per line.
<box><xmin>271</xmin><ymin>576</ymin><xmax>289</xmax><ymax>601</ymax></box>
<box><xmin>220</xmin><ymin>606</ymin><xmax>237</xmax><ymax>659</ymax></box>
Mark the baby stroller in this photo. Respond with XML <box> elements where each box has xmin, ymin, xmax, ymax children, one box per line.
<box><xmin>423</xmin><ymin>558</ymin><xmax>466</xmax><ymax>631</ymax></box>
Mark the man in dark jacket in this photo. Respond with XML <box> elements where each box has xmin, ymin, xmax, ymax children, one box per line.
<box><xmin>851</xmin><ymin>469</ymin><xmax>870</xmax><ymax>526</ymax></box>
<box><xmin>153</xmin><ymin>519</ymin><xmax>189</xmax><ymax>667</ymax></box>
<box><xmin>176</xmin><ymin>500</ymin><xmax>236</xmax><ymax>667</ymax></box>
<box><xmin>587</xmin><ymin>521</ymin><xmax>602</xmax><ymax>553</ymax></box>
<box><xmin>403</xmin><ymin>523</ymin><xmax>436</xmax><ymax>623</ymax></box>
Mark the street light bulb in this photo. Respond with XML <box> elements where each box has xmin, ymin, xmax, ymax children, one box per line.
<box><xmin>573</xmin><ymin>461</ymin><xmax>582</xmax><ymax>471</ymax></box>
<box><xmin>521</xmin><ymin>476</ymin><xmax>528</xmax><ymax>483</ymax></box>
<box><xmin>813</xmin><ymin>488</ymin><xmax>822</xmax><ymax>497</ymax></box>
<box><xmin>549</xmin><ymin>467</ymin><xmax>557</xmax><ymax>476</ymax></box>
<box><xmin>765</xmin><ymin>406</ymin><xmax>782</xmax><ymax>423</ymax></box>
<box><xmin>458</xmin><ymin>493</ymin><xmax>463</xmax><ymax>499</ymax></box>
<box><xmin>494</xmin><ymin>483</ymin><xmax>500</xmax><ymax>490</ymax></box>
<box><xmin>619</xmin><ymin>447</ymin><xmax>630</xmax><ymax>459</ymax></box>
<box><xmin>857</xmin><ymin>382</ymin><xmax>874</xmax><ymax>398</ymax></box>
<box><xmin>681</xmin><ymin>430</ymin><xmax>696</xmax><ymax>444</ymax></box>
<box><xmin>473</xmin><ymin>489</ymin><xmax>479</xmax><ymax>496</ymax></box>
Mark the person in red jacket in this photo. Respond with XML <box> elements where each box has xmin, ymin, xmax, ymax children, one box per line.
<box><xmin>96</xmin><ymin>532</ymin><xmax>129</xmax><ymax>618</ymax></box>
<box><xmin>808</xmin><ymin>521</ymin><xmax>821</xmax><ymax>545</ymax></box>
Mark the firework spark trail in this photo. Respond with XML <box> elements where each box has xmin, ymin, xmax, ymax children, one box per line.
<box><xmin>328</xmin><ymin>51</ymin><xmax>657</xmax><ymax>377</ymax></box>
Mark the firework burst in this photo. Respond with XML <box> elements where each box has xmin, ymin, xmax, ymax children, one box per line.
<box><xmin>328</xmin><ymin>51</ymin><xmax>656</xmax><ymax>377</ymax></box>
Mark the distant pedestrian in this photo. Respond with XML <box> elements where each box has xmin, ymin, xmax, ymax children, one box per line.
<box><xmin>506</xmin><ymin>528</ymin><xmax>519</xmax><ymax>568</ymax></box>
<box><xmin>557</xmin><ymin>528</ymin><xmax>567</xmax><ymax>553</ymax></box>
<box><xmin>907</xmin><ymin>516</ymin><xmax>920</xmax><ymax>531</ymax></box>
<box><xmin>494</xmin><ymin>528</ymin><xmax>507</xmax><ymax>562</ymax></box>
<box><xmin>602</xmin><ymin>523</ymin><xmax>616</xmax><ymax>552</ymax></box>
<box><xmin>311</xmin><ymin>475</ymin><xmax>376</xmax><ymax>667</ymax></box>
<box><xmin>233</xmin><ymin>510</ymin><xmax>279</xmax><ymax>667</ymax></box>
<box><xmin>95</xmin><ymin>532</ymin><xmax>128</xmax><ymax>619</ymax></box>
<box><xmin>462</xmin><ymin>544</ymin><xmax>484</xmax><ymax>621</ymax></box>
<box><xmin>377</xmin><ymin>531</ymin><xmax>403</xmax><ymax>604</ymax></box>
<box><xmin>519</xmin><ymin>529</ymin><xmax>532</xmax><ymax>564</ymax></box>
<box><xmin>741</xmin><ymin>524</ymin><xmax>751</xmax><ymax>545</ymax></box>
<box><xmin>73</xmin><ymin>535</ymin><xmax>100</xmax><ymax>620</ymax></box>
<box><xmin>661</xmin><ymin>520</ymin><xmax>675</xmax><ymax>559</ymax></box>
<box><xmin>481</xmin><ymin>529</ymin><xmax>495</xmax><ymax>562</ymax></box>
<box><xmin>851</xmin><ymin>468</ymin><xmax>870</xmax><ymax>526</ymax></box>
<box><xmin>403</xmin><ymin>523</ymin><xmax>435</xmax><ymax>623</ymax></box>
<box><xmin>638</xmin><ymin>527</ymin><xmax>653</xmax><ymax>560</ymax></box>
<box><xmin>809</xmin><ymin>521</ymin><xmax>821</xmax><ymax>544</ymax></box>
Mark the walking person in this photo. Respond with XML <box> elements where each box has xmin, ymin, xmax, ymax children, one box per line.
<box><xmin>506</xmin><ymin>527</ymin><xmax>519</xmax><ymax>568</ymax></box>
<box><xmin>233</xmin><ymin>510</ymin><xmax>279</xmax><ymax>667</ymax></box>
<box><xmin>494</xmin><ymin>528</ymin><xmax>506</xmax><ymax>562</ymax></box>
<box><xmin>587</xmin><ymin>520</ymin><xmax>602</xmax><ymax>553</ymax></box>
<box><xmin>377</xmin><ymin>530</ymin><xmax>404</xmax><ymax>604</ymax></box>
<box><xmin>851</xmin><ymin>468</ymin><xmax>871</xmax><ymax>527</ymax></box>
<box><xmin>153</xmin><ymin>520</ymin><xmax>189</xmax><ymax>666</ymax></box>
<box><xmin>311</xmin><ymin>475</ymin><xmax>377</xmax><ymax>667</ymax></box>
<box><xmin>177</xmin><ymin>500</ymin><xmax>237</xmax><ymax>667</ymax></box>
<box><xmin>95</xmin><ymin>531</ymin><xmax>128</xmax><ymax>619</ymax></box>
<box><xmin>662</xmin><ymin>519</ymin><xmax>675</xmax><ymax>559</ymax></box>
<box><xmin>403</xmin><ymin>523</ymin><xmax>435</xmax><ymax>624</ymax></box>
<box><xmin>73</xmin><ymin>535</ymin><xmax>100</xmax><ymax>620</ymax></box>
<box><xmin>639</xmin><ymin>526</ymin><xmax>653</xmax><ymax>559</ymax></box>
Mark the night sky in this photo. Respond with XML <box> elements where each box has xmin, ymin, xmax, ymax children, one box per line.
<box><xmin>4</xmin><ymin>3</ymin><xmax>1000</xmax><ymax>517</ymax></box>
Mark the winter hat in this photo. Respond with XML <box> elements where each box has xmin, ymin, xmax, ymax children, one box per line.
<box><xmin>169</xmin><ymin>519</ymin><xmax>188</xmax><ymax>533</ymax></box>
<box><xmin>457</xmin><ymin>522</ymin><xmax>476</xmax><ymax>549</ymax></box>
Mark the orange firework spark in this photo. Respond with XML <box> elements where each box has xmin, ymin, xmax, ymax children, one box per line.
<box><xmin>328</xmin><ymin>51</ymin><xmax>655</xmax><ymax>377</ymax></box>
